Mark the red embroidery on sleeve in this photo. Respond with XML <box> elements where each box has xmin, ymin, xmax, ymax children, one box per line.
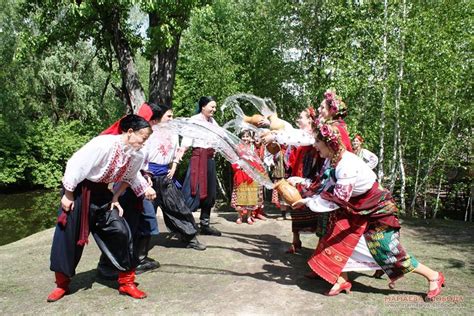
<box><xmin>334</xmin><ymin>183</ymin><xmax>354</xmax><ymax>201</ymax></box>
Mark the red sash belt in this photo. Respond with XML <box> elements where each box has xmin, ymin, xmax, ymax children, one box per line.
<box><xmin>190</xmin><ymin>148</ymin><xmax>215</xmax><ymax>200</ymax></box>
<box><xmin>57</xmin><ymin>180</ymin><xmax>109</xmax><ymax>246</ymax></box>
<box><xmin>321</xmin><ymin>182</ymin><xmax>400</xmax><ymax>228</ymax></box>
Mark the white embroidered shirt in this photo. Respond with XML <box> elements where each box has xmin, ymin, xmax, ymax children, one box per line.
<box><xmin>304</xmin><ymin>151</ymin><xmax>377</xmax><ymax>212</ymax></box>
<box><xmin>62</xmin><ymin>134</ymin><xmax>149</xmax><ymax>196</ymax></box>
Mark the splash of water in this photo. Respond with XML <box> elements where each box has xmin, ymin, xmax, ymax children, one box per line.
<box><xmin>166</xmin><ymin>118</ymin><xmax>274</xmax><ymax>189</ymax></box>
<box><xmin>222</xmin><ymin>119</ymin><xmax>260</xmax><ymax>135</ymax></box>
<box><xmin>221</xmin><ymin>93</ymin><xmax>277</xmax><ymax>119</ymax></box>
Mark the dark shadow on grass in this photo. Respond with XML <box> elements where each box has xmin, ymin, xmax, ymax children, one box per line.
<box><xmin>347</xmin><ymin>280</ymin><xmax>423</xmax><ymax>297</ymax></box>
<box><xmin>149</xmin><ymin>232</ymin><xmax>191</xmax><ymax>249</ymax></box>
<box><xmin>68</xmin><ymin>269</ymin><xmax>118</xmax><ymax>295</ymax></box>
<box><xmin>215</xmin><ymin>231</ymin><xmax>310</xmax><ymax>267</ymax></box>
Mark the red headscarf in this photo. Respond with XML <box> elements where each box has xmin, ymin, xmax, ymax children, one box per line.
<box><xmin>100</xmin><ymin>103</ymin><xmax>153</xmax><ymax>135</ymax></box>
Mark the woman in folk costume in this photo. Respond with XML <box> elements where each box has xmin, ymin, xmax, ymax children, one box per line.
<box><xmin>231</xmin><ymin>129</ymin><xmax>265</xmax><ymax>225</ymax></box>
<box><xmin>316</xmin><ymin>89</ymin><xmax>353</xmax><ymax>152</ymax></box>
<box><xmin>282</xmin><ymin>108</ymin><xmax>325</xmax><ymax>253</ymax></box>
<box><xmin>352</xmin><ymin>134</ymin><xmax>379</xmax><ymax>170</ymax></box>
<box><xmin>269</xmin><ymin>143</ymin><xmax>291</xmax><ymax>220</ymax></box>
<box><xmin>181</xmin><ymin>96</ymin><xmax>222</xmax><ymax>236</ymax></box>
<box><xmin>47</xmin><ymin>115</ymin><xmax>156</xmax><ymax>302</ymax></box>
<box><xmin>292</xmin><ymin>124</ymin><xmax>445</xmax><ymax>300</ymax></box>
<box><xmin>145</xmin><ymin>103</ymin><xmax>206</xmax><ymax>250</ymax></box>
<box><xmin>261</xmin><ymin>106</ymin><xmax>324</xmax><ymax>253</ymax></box>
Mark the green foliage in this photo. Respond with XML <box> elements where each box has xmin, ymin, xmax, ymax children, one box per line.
<box><xmin>0</xmin><ymin>117</ymin><xmax>94</xmax><ymax>188</ymax></box>
<box><xmin>174</xmin><ymin>0</ymin><xmax>299</xmax><ymax>119</ymax></box>
<box><xmin>173</xmin><ymin>0</ymin><xmax>472</xmax><ymax>218</ymax></box>
<box><xmin>0</xmin><ymin>0</ymin><xmax>471</xmax><ymax>221</ymax></box>
<box><xmin>142</xmin><ymin>0</ymin><xmax>210</xmax><ymax>52</ymax></box>
<box><xmin>0</xmin><ymin>0</ymin><xmax>120</xmax><ymax>188</ymax></box>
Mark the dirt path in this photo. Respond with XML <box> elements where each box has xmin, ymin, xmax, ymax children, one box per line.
<box><xmin>0</xmin><ymin>205</ymin><xmax>472</xmax><ymax>315</ymax></box>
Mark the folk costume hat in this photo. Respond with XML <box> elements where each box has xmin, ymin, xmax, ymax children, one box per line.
<box><xmin>323</xmin><ymin>89</ymin><xmax>347</xmax><ymax>119</ymax></box>
<box><xmin>312</xmin><ymin>89</ymin><xmax>348</xmax><ymax>131</ymax></box>
<box><xmin>318</xmin><ymin>123</ymin><xmax>341</xmax><ymax>153</ymax></box>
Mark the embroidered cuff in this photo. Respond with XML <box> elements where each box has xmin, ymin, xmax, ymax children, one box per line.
<box><xmin>62</xmin><ymin>180</ymin><xmax>76</xmax><ymax>192</ymax></box>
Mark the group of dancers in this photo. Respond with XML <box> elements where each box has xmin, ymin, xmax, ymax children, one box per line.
<box><xmin>47</xmin><ymin>91</ymin><xmax>445</xmax><ymax>303</ymax></box>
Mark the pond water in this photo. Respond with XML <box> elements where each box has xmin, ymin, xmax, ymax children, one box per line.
<box><xmin>0</xmin><ymin>190</ymin><xmax>59</xmax><ymax>245</ymax></box>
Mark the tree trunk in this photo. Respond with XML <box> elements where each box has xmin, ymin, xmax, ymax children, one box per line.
<box><xmin>394</xmin><ymin>0</ymin><xmax>407</xmax><ymax>212</ymax></box>
<box><xmin>388</xmin><ymin>137</ymin><xmax>398</xmax><ymax>193</ymax></box>
<box><xmin>377</xmin><ymin>0</ymin><xmax>389</xmax><ymax>182</ymax></box>
<box><xmin>398</xmin><ymin>140</ymin><xmax>406</xmax><ymax>213</ymax></box>
<box><xmin>422</xmin><ymin>187</ymin><xmax>427</xmax><ymax>219</ymax></box>
<box><xmin>148</xmin><ymin>12</ymin><xmax>181</xmax><ymax>106</ymax></box>
<box><xmin>433</xmin><ymin>172</ymin><xmax>444</xmax><ymax>219</ymax></box>
<box><xmin>106</xmin><ymin>5</ymin><xmax>145</xmax><ymax>113</ymax></box>
<box><xmin>216</xmin><ymin>175</ymin><xmax>229</xmax><ymax>202</ymax></box>
<box><xmin>468</xmin><ymin>196</ymin><xmax>473</xmax><ymax>222</ymax></box>
<box><xmin>410</xmin><ymin>128</ymin><xmax>423</xmax><ymax>216</ymax></box>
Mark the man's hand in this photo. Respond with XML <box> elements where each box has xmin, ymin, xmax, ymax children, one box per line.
<box><xmin>144</xmin><ymin>187</ymin><xmax>156</xmax><ymax>200</ymax></box>
<box><xmin>61</xmin><ymin>190</ymin><xmax>74</xmax><ymax>212</ymax></box>
<box><xmin>110</xmin><ymin>201</ymin><xmax>124</xmax><ymax>217</ymax></box>
<box><xmin>167</xmin><ymin>163</ymin><xmax>177</xmax><ymax>179</ymax></box>
<box><xmin>110</xmin><ymin>193</ymin><xmax>125</xmax><ymax>216</ymax></box>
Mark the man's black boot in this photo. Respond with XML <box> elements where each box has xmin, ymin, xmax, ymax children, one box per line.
<box><xmin>136</xmin><ymin>236</ymin><xmax>160</xmax><ymax>275</ymax></box>
<box><xmin>199</xmin><ymin>225</ymin><xmax>222</xmax><ymax>236</ymax></box>
<box><xmin>185</xmin><ymin>235</ymin><xmax>207</xmax><ymax>251</ymax></box>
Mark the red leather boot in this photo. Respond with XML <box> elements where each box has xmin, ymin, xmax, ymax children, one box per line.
<box><xmin>47</xmin><ymin>272</ymin><xmax>70</xmax><ymax>302</ymax></box>
<box><xmin>118</xmin><ymin>270</ymin><xmax>147</xmax><ymax>299</ymax></box>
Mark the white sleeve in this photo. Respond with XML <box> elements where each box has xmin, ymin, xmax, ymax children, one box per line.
<box><xmin>273</xmin><ymin>129</ymin><xmax>314</xmax><ymax>146</ymax></box>
<box><xmin>128</xmin><ymin>172</ymin><xmax>150</xmax><ymax>197</ymax></box>
<box><xmin>62</xmin><ymin>137</ymin><xmax>107</xmax><ymax>192</ymax></box>
<box><xmin>362</xmin><ymin>149</ymin><xmax>379</xmax><ymax>170</ymax></box>
<box><xmin>123</xmin><ymin>155</ymin><xmax>150</xmax><ymax>197</ymax></box>
<box><xmin>332</xmin><ymin>161</ymin><xmax>357</xmax><ymax>201</ymax></box>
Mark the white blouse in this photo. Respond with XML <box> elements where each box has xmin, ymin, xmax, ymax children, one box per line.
<box><xmin>357</xmin><ymin>148</ymin><xmax>379</xmax><ymax>170</ymax></box>
<box><xmin>181</xmin><ymin>113</ymin><xmax>220</xmax><ymax>149</ymax></box>
<box><xmin>273</xmin><ymin>127</ymin><xmax>315</xmax><ymax>146</ymax></box>
<box><xmin>62</xmin><ymin>135</ymin><xmax>149</xmax><ymax>196</ymax></box>
<box><xmin>144</xmin><ymin>124</ymin><xmax>180</xmax><ymax>165</ymax></box>
<box><xmin>304</xmin><ymin>151</ymin><xmax>377</xmax><ymax>212</ymax></box>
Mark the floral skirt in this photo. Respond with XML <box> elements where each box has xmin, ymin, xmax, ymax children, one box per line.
<box><xmin>365</xmin><ymin>225</ymin><xmax>419</xmax><ymax>282</ymax></box>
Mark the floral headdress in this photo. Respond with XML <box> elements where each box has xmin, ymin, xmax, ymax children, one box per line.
<box><xmin>319</xmin><ymin>124</ymin><xmax>340</xmax><ymax>153</ymax></box>
<box><xmin>318</xmin><ymin>124</ymin><xmax>345</xmax><ymax>166</ymax></box>
<box><xmin>323</xmin><ymin>90</ymin><xmax>347</xmax><ymax>118</ymax></box>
